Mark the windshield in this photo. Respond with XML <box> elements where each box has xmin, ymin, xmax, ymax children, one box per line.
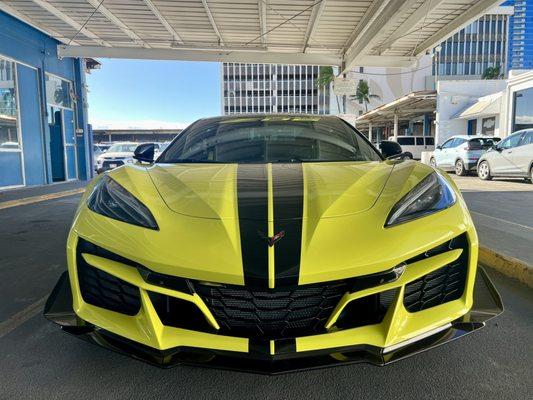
<box><xmin>158</xmin><ymin>116</ymin><xmax>382</xmax><ymax>163</ymax></box>
<box><xmin>107</xmin><ymin>144</ymin><xmax>138</xmax><ymax>153</ymax></box>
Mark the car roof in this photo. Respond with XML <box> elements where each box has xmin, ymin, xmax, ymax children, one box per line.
<box><xmin>447</xmin><ymin>135</ymin><xmax>499</xmax><ymax>140</ymax></box>
<box><xmin>195</xmin><ymin>113</ymin><xmax>339</xmax><ymax>124</ymax></box>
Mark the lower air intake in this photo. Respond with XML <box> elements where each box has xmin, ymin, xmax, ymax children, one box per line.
<box><xmin>403</xmin><ymin>234</ymin><xmax>469</xmax><ymax>312</ymax></box>
<box><xmin>77</xmin><ymin>252</ymin><xmax>141</xmax><ymax>316</ymax></box>
<box><xmin>194</xmin><ymin>282</ymin><xmax>349</xmax><ymax>339</ymax></box>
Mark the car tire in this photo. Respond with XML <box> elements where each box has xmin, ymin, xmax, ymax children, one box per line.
<box><xmin>528</xmin><ymin>165</ymin><xmax>533</xmax><ymax>184</ymax></box>
<box><xmin>478</xmin><ymin>161</ymin><xmax>492</xmax><ymax>181</ymax></box>
<box><xmin>429</xmin><ymin>157</ymin><xmax>436</xmax><ymax>167</ymax></box>
<box><xmin>455</xmin><ymin>159</ymin><xmax>467</xmax><ymax>176</ymax></box>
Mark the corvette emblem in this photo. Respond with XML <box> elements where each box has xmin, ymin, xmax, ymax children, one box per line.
<box><xmin>258</xmin><ymin>230</ymin><xmax>285</xmax><ymax>247</ymax></box>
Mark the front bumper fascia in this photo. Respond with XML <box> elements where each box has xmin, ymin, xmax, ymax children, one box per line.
<box><xmin>44</xmin><ymin>266</ymin><xmax>503</xmax><ymax>374</ymax></box>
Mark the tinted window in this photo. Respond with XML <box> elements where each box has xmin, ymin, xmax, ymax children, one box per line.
<box><xmin>500</xmin><ymin>133</ymin><xmax>523</xmax><ymax>149</ymax></box>
<box><xmin>397</xmin><ymin>137</ymin><xmax>415</xmax><ymax>145</ymax></box>
<box><xmin>468</xmin><ymin>138</ymin><xmax>484</xmax><ymax>150</ymax></box>
<box><xmin>159</xmin><ymin>116</ymin><xmax>382</xmax><ymax>163</ymax></box>
<box><xmin>425</xmin><ymin>137</ymin><xmax>435</xmax><ymax>145</ymax></box>
<box><xmin>416</xmin><ymin>137</ymin><xmax>424</xmax><ymax>145</ymax></box>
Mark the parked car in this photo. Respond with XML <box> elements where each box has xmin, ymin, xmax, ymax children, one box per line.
<box><xmin>430</xmin><ymin>135</ymin><xmax>501</xmax><ymax>176</ymax></box>
<box><xmin>96</xmin><ymin>142</ymin><xmax>165</xmax><ymax>173</ymax></box>
<box><xmin>477</xmin><ymin>129</ymin><xmax>533</xmax><ymax>182</ymax></box>
<box><xmin>388</xmin><ymin>136</ymin><xmax>435</xmax><ymax>159</ymax></box>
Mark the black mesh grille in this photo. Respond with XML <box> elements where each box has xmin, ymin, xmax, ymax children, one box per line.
<box><xmin>77</xmin><ymin>254</ymin><xmax>141</xmax><ymax>316</ymax></box>
<box><xmin>334</xmin><ymin>289</ymin><xmax>397</xmax><ymax>330</ymax></box>
<box><xmin>194</xmin><ymin>282</ymin><xmax>349</xmax><ymax>339</ymax></box>
<box><xmin>403</xmin><ymin>234</ymin><xmax>469</xmax><ymax>312</ymax></box>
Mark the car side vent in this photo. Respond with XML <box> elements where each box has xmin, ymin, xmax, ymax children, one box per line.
<box><xmin>403</xmin><ymin>233</ymin><xmax>469</xmax><ymax>312</ymax></box>
<box><xmin>77</xmin><ymin>254</ymin><xmax>141</xmax><ymax>316</ymax></box>
<box><xmin>333</xmin><ymin>289</ymin><xmax>397</xmax><ymax>330</ymax></box>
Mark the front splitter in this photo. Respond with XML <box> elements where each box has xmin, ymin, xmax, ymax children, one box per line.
<box><xmin>44</xmin><ymin>267</ymin><xmax>503</xmax><ymax>374</ymax></box>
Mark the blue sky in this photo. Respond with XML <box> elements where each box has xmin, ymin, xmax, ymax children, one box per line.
<box><xmin>86</xmin><ymin>59</ymin><xmax>221</xmax><ymax>129</ymax></box>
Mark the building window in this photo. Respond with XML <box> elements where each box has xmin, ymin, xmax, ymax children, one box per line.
<box><xmin>0</xmin><ymin>58</ymin><xmax>20</xmax><ymax>151</ymax></box>
<box><xmin>45</xmin><ymin>74</ymin><xmax>72</xmax><ymax>108</ymax></box>
<box><xmin>481</xmin><ymin>117</ymin><xmax>495</xmax><ymax>136</ymax></box>
<box><xmin>512</xmin><ymin>87</ymin><xmax>533</xmax><ymax>132</ymax></box>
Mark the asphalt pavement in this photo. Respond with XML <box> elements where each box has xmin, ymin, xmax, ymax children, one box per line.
<box><xmin>0</xmin><ymin>177</ymin><xmax>532</xmax><ymax>399</ymax></box>
<box><xmin>452</xmin><ymin>175</ymin><xmax>533</xmax><ymax>265</ymax></box>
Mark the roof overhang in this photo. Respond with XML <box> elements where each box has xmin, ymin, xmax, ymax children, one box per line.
<box><xmin>0</xmin><ymin>0</ymin><xmax>503</xmax><ymax>71</ymax></box>
<box><xmin>355</xmin><ymin>90</ymin><xmax>436</xmax><ymax>127</ymax></box>
<box><xmin>453</xmin><ymin>92</ymin><xmax>503</xmax><ymax>119</ymax></box>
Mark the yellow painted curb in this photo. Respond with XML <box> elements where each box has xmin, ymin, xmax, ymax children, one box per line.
<box><xmin>479</xmin><ymin>246</ymin><xmax>533</xmax><ymax>288</ymax></box>
<box><xmin>0</xmin><ymin>188</ymin><xmax>85</xmax><ymax>210</ymax></box>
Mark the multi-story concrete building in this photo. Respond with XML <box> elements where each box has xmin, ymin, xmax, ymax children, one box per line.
<box><xmin>506</xmin><ymin>0</ymin><xmax>533</xmax><ymax>70</ymax></box>
<box><xmin>432</xmin><ymin>6</ymin><xmax>513</xmax><ymax>77</ymax></box>
<box><xmin>221</xmin><ymin>63</ymin><xmax>330</xmax><ymax>115</ymax></box>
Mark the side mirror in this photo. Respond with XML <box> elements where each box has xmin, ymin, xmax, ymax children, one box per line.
<box><xmin>493</xmin><ymin>144</ymin><xmax>502</xmax><ymax>152</ymax></box>
<box><xmin>134</xmin><ymin>143</ymin><xmax>155</xmax><ymax>163</ymax></box>
<box><xmin>436</xmin><ymin>145</ymin><xmax>442</xmax><ymax>150</ymax></box>
<box><xmin>380</xmin><ymin>140</ymin><xmax>403</xmax><ymax>158</ymax></box>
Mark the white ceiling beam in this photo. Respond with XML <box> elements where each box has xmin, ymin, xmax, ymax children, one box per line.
<box><xmin>58</xmin><ymin>45</ymin><xmax>342</xmax><ymax>65</ymax></box>
<box><xmin>258</xmin><ymin>0</ymin><xmax>268</xmax><ymax>46</ymax></box>
<box><xmin>302</xmin><ymin>0</ymin><xmax>326</xmax><ymax>53</ymax></box>
<box><xmin>414</xmin><ymin>0</ymin><xmax>502</xmax><ymax>55</ymax></box>
<box><xmin>0</xmin><ymin>2</ymin><xmax>79</xmax><ymax>45</ymax></box>
<box><xmin>379</xmin><ymin>0</ymin><xmax>446</xmax><ymax>51</ymax></box>
<box><xmin>201</xmin><ymin>0</ymin><xmax>224</xmax><ymax>46</ymax></box>
<box><xmin>29</xmin><ymin>0</ymin><xmax>110</xmax><ymax>46</ymax></box>
<box><xmin>86</xmin><ymin>0</ymin><xmax>149</xmax><ymax>48</ymax></box>
<box><xmin>342</xmin><ymin>0</ymin><xmax>417</xmax><ymax>73</ymax></box>
<box><xmin>142</xmin><ymin>0</ymin><xmax>183</xmax><ymax>44</ymax></box>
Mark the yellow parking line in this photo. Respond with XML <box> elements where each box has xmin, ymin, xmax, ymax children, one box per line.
<box><xmin>0</xmin><ymin>188</ymin><xmax>85</xmax><ymax>210</ymax></box>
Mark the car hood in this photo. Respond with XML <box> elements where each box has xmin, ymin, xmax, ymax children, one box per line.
<box><xmin>147</xmin><ymin>161</ymin><xmax>394</xmax><ymax>220</ymax></box>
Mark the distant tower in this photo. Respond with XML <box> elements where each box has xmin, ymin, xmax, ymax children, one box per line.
<box><xmin>221</xmin><ymin>63</ymin><xmax>330</xmax><ymax>115</ymax></box>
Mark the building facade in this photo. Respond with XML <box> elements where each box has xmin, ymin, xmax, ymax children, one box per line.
<box><xmin>0</xmin><ymin>11</ymin><xmax>92</xmax><ymax>189</ymax></box>
<box><xmin>93</xmin><ymin>129</ymin><xmax>181</xmax><ymax>143</ymax></box>
<box><xmin>221</xmin><ymin>63</ymin><xmax>330</xmax><ymax>115</ymax></box>
<box><xmin>505</xmin><ymin>0</ymin><xmax>533</xmax><ymax>69</ymax></box>
<box><xmin>432</xmin><ymin>7</ymin><xmax>513</xmax><ymax>78</ymax></box>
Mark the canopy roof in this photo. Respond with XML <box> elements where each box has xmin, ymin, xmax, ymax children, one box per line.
<box><xmin>453</xmin><ymin>92</ymin><xmax>502</xmax><ymax>119</ymax></box>
<box><xmin>0</xmin><ymin>0</ymin><xmax>502</xmax><ymax>71</ymax></box>
<box><xmin>355</xmin><ymin>90</ymin><xmax>436</xmax><ymax>127</ymax></box>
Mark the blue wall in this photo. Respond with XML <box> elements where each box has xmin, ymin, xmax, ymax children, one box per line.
<box><xmin>0</xmin><ymin>10</ymin><xmax>90</xmax><ymax>188</ymax></box>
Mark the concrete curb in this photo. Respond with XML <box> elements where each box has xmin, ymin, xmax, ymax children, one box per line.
<box><xmin>479</xmin><ymin>246</ymin><xmax>533</xmax><ymax>288</ymax></box>
<box><xmin>0</xmin><ymin>188</ymin><xmax>85</xmax><ymax>210</ymax></box>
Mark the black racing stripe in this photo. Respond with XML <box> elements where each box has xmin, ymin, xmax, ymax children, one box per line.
<box><xmin>272</xmin><ymin>163</ymin><xmax>304</xmax><ymax>287</ymax></box>
<box><xmin>237</xmin><ymin>164</ymin><xmax>269</xmax><ymax>288</ymax></box>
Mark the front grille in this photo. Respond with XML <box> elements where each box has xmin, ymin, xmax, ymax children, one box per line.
<box><xmin>403</xmin><ymin>234</ymin><xmax>469</xmax><ymax>312</ymax></box>
<box><xmin>194</xmin><ymin>282</ymin><xmax>349</xmax><ymax>339</ymax></box>
<box><xmin>102</xmin><ymin>160</ymin><xmax>124</xmax><ymax>168</ymax></box>
<box><xmin>77</xmin><ymin>253</ymin><xmax>141</xmax><ymax>316</ymax></box>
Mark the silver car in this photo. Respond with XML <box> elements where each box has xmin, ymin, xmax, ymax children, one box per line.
<box><xmin>430</xmin><ymin>135</ymin><xmax>500</xmax><ymax>176</ymax></box>
<box><xmin>477</xmin><ymin>130</ymin><xmax>533</xmax><ymax>182</ymax></box>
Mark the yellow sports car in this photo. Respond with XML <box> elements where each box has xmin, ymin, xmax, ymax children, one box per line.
<box><xmin>45</xmin><ymin>115</ymin><xmax>502</xmax><ymax>373</ymax></box>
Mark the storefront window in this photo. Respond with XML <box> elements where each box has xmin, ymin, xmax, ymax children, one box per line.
<box><xmin>45</xmin><ymin>74</ymin><xmax>72</xmax><ymax>108</ymax></box>
<box><xmin>513</xmin><ymin>87</ymin><xmax>533</xmax><ymax>132</ymax></box>
<box><xmin>0</xmin><ymin>58</ymin><xmax>19</xmax><ymax>150</ymax></box>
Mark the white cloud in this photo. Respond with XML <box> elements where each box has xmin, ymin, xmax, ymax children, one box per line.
<box><xmin>90</xmin><ymin>119</ymin><xmax>191</xmax><ymax>130</ymax></box>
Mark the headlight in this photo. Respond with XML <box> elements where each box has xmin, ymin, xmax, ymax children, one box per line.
<box><xmin>385</xmin><ymin>172</ymin><xmax>456</xmax><ymax>227</ymax></box>
<box><xmin>87</xmin><ymin>175</ymin><xmax>158</xmax><ymax>230</ymax></box>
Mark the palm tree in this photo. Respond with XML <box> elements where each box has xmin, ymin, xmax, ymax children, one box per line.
<box><xmin>351</xmin><ymin>80</ymin><xmax>380</xmax><ymax>112</ymax></box>
<box><xmin>316</xmin><ymin>66</ymin><xmax>342</xmax><ymax>112</ymax></box>
<box><xmin>481</xmin><ymin>65</ymin><xmax>503</xmax><ymax>80</ymax></box>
